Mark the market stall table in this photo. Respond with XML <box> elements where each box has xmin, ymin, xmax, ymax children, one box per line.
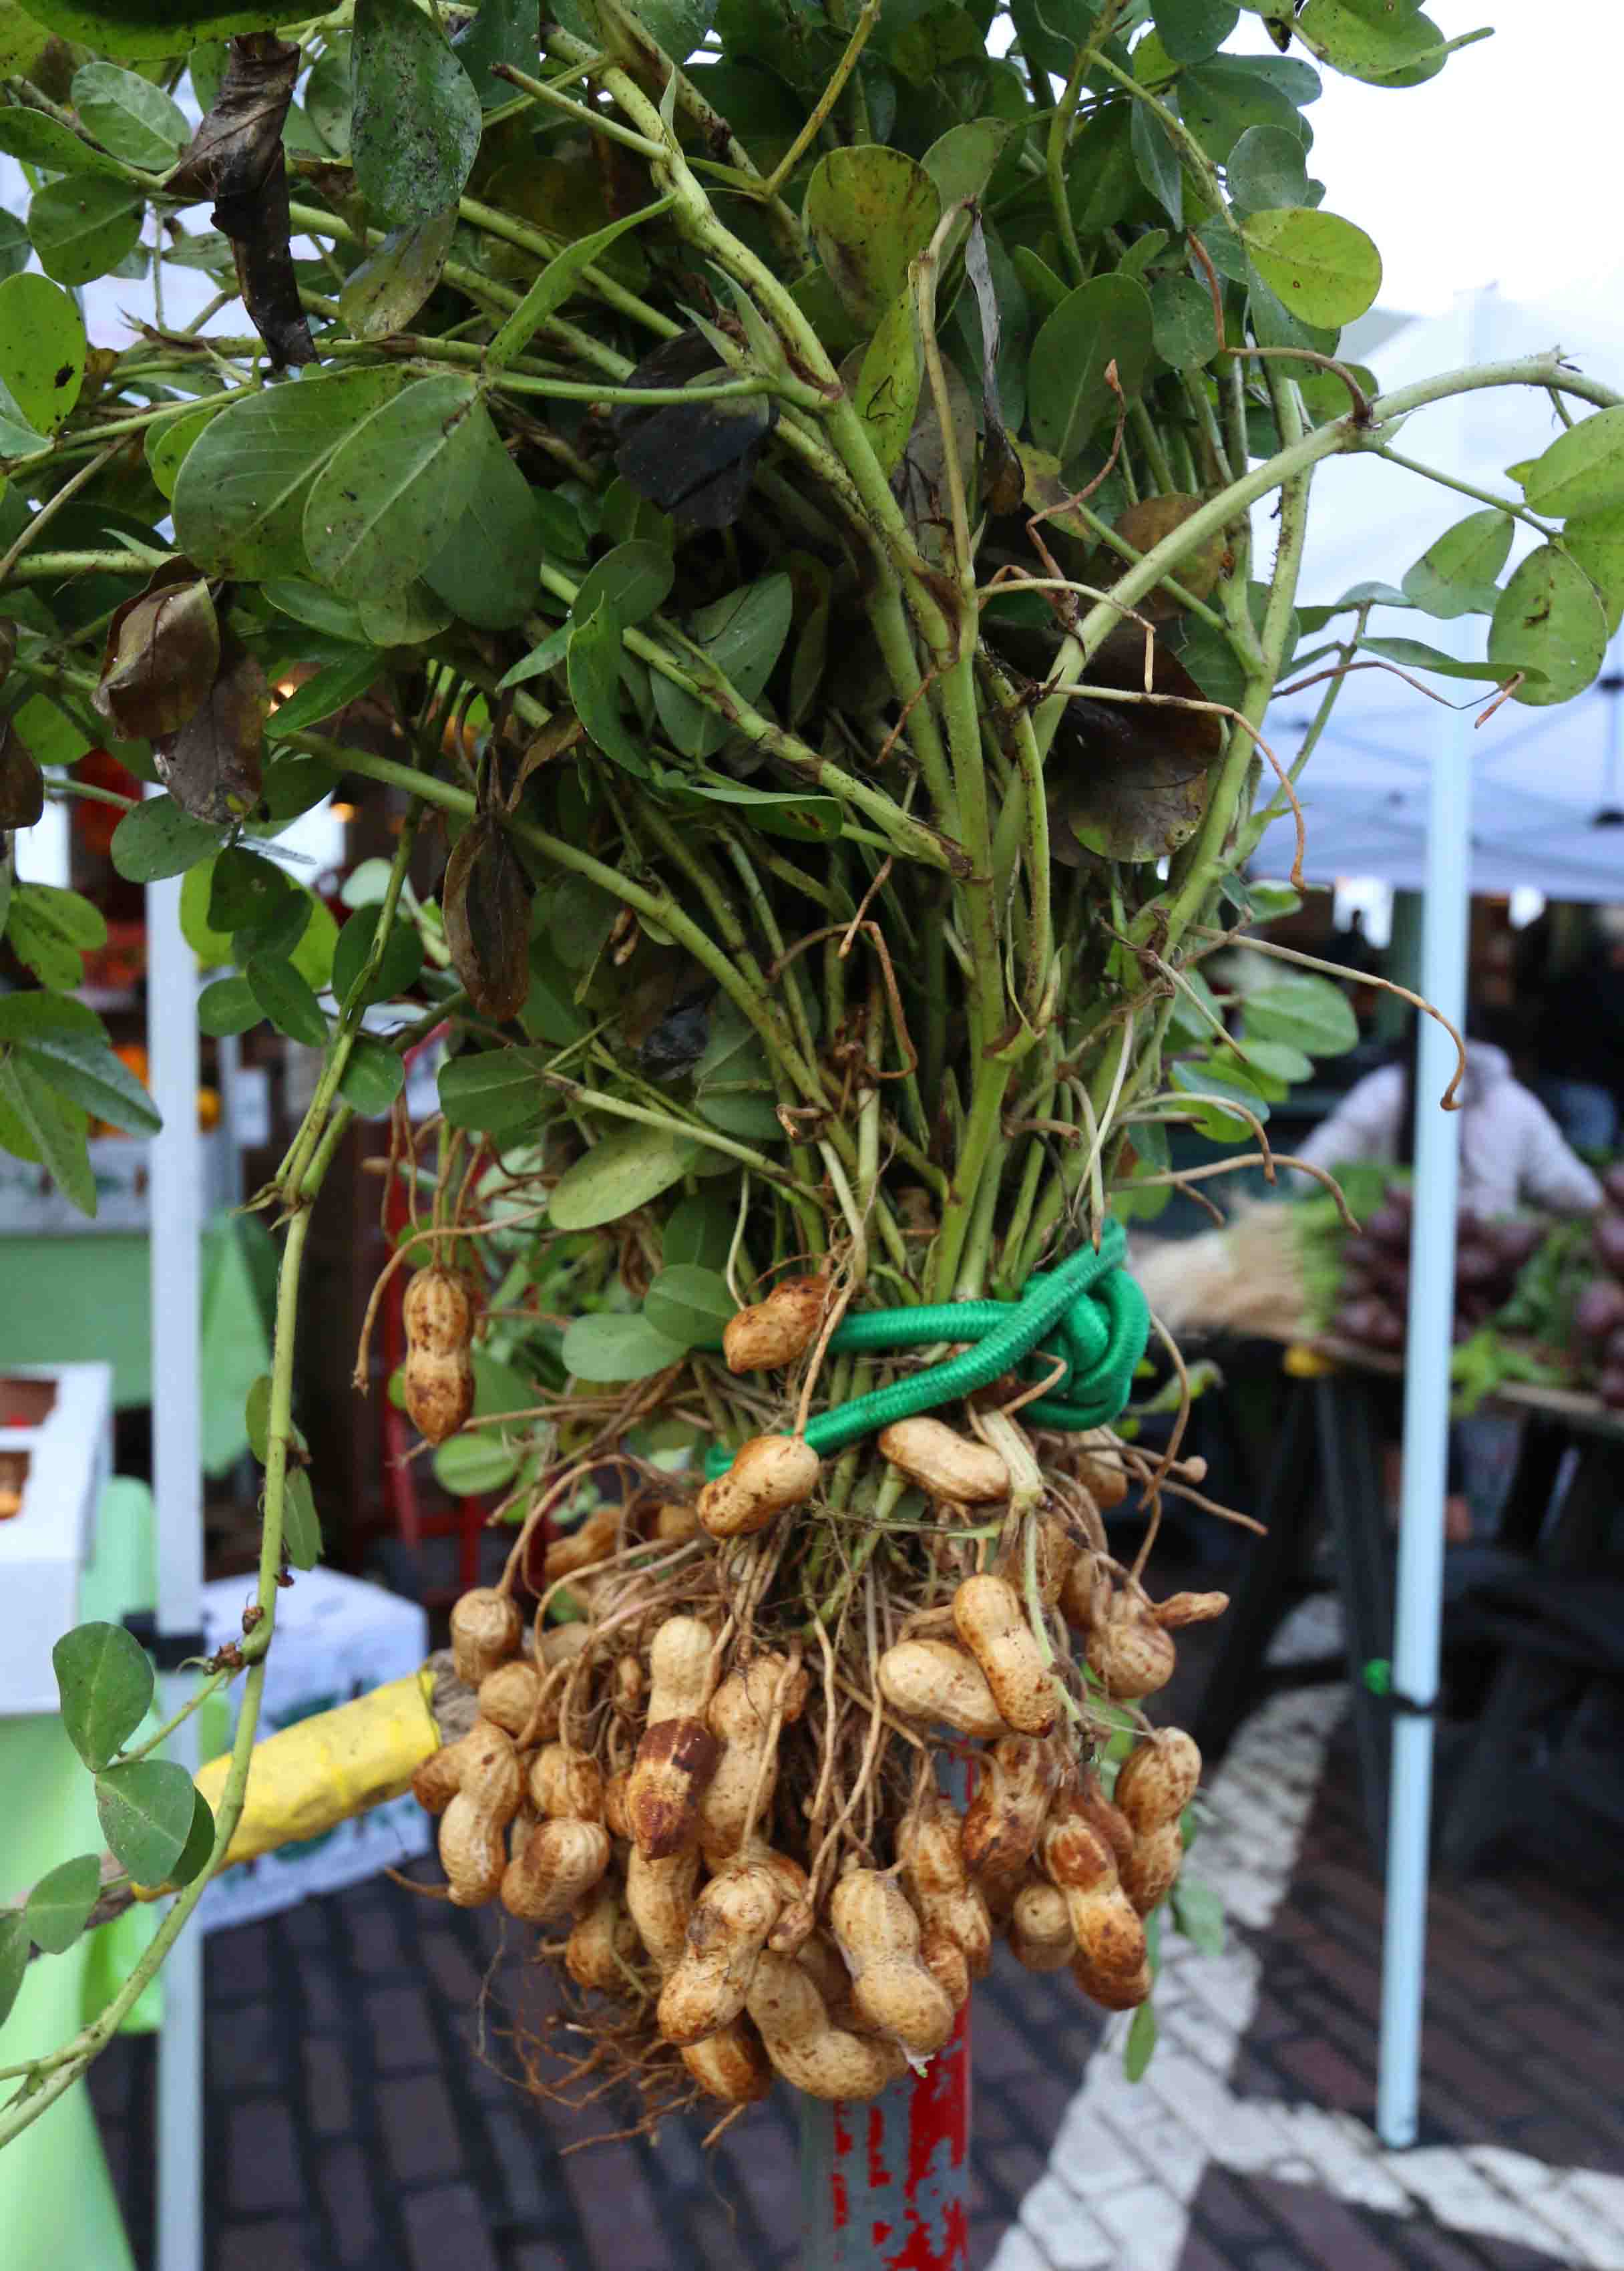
<box><xmin>1193</xmin><ymin>1337</ymin><xmax>1624</xmax><ymax>1866</ymax></box>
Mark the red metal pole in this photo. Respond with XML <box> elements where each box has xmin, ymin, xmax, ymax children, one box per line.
<box><xmin>799</xmin><ymin>2008</ymin><xmax>970</xmax><ymax>2270</ymax></box>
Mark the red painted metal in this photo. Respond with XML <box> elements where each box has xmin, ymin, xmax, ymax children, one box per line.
<box><xmin>801</xmin><ymin>2010</ymin><xmax>970</xmax><ymax>2270</ymax></box>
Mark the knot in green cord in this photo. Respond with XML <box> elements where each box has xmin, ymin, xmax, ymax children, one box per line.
<box><xmin>702</xmin><ymin>1218</ymin><xmax>1149</xmax><ymax>1479</ymax></box>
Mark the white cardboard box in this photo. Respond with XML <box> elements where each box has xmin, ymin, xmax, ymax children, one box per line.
<box><xmin>0</xmin><ymin>1364</ymin><xmax>113</xmax><ymax>1715</ymax></box>
<box><xmin>194</xmin><ymin>1565</ymin><xmax>431</xmax><ymax>1931</ymax></box>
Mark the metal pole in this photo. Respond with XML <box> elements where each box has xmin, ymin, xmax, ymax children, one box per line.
<box><xmin>799</xmin><ymin>2012</ymin><xmax>970</xmax><ymax>2270</ymax></box>
<box><xmin>146</xmin><ymin>866</ymin><xmax>205</xmax><ymax>2271</ymax></box>
<box><xmin>1374</xmin><ymin>512</ymin><xmax>1474</xmax><ymax>2148</ymax></box>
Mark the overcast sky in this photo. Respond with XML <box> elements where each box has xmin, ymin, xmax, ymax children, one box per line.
<box><xmin>1236</xmin><ymin>0</ymin><xmax>1624</xmax><ymax>315</ymax></box>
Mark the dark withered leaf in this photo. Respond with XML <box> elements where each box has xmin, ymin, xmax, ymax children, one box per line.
<box><xmin>0</xmin><ymin>721</ymin><xmax>44</xmax><ymax>830</ymax></box>
<box><xmin>1003</xmin><ymin>620</ymin><xmax>1224</xmax><ymax>867</ymax></box>
<box><xmin>638</xmin><ymin>986</ymin><xmax>714</xmax><ymax>1080</ymax></box>
<box><xmin>93</xmin><ymin>567</ymin><xmax>220</xmax><ymax>743</ymax></box>
<box><xmin>168</xmin><ymin>35</ymin><xmax>314</xmax><ymax>369</ymax></box>
<box><xmin>443</xmin><ymin>815</ymin><xmax>532</xmax><ymax>1021</ymax></box>
<box><xmin>610</xmin><ymin>331</ymin><xmax>775</xmax><ymax>531</ymax></box>
<box><xmin>152</xmin><ymin>634</ymin><xmax>267</xmax><ymax>825</ymax></box>
<box><xmin>965</xmin><ymin>213</ymin><xmax>1022</xmax><ymax>518</ymax></box>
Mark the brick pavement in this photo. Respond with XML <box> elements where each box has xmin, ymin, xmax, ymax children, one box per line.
<box><xmin>86</xmin><ymin>1683</ymin><xmax>1622</xmax><ymax>2270</ymax></box>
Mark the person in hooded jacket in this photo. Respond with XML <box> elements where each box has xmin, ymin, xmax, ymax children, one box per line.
<box><xmin>1295</xmin><ymin>1016</ymin><xmax>1602</xmax><ymax>1540</ymax></box>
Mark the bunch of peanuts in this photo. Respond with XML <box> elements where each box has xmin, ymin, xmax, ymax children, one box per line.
<box><xmin>409</xmin><ymin>1268</ymin><xmax>1227</xmax><ymax>2108</ymax></box>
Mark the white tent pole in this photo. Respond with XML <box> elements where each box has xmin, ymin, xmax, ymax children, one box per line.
<box><xmin>145</xmin><ymin>866</ymin><xmax>204</xmax><ymax>2271</ymax></box>
<box><xmin>1375</xmin><ymin>299</ymin><xmax>1478</xmax><ymax>2149</ymax></box>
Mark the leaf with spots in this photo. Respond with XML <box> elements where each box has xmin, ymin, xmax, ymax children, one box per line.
<box><xmin>302</xmin><ymin>374</ymin><xmax>485</xmax><ymax>602</ymax></box>
<box><xmin>352</xmin><ymin>0</ymin><xmax>483</xmax><ymax>228</ymax></box>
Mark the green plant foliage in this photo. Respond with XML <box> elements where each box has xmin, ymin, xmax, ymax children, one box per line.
<box><xmin>25</xmin><ymin>1854</ymin><xmax>102</xmax><ymax>1955</ymax></box>
<box><xmin>1</xmin><ymin>0</ymin><xmax>1613</xmax><ymax>2127</ymax></box>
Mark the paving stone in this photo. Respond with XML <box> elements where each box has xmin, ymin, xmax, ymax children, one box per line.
<box><xmin>1017</xmin><ymin>2172</ymin><xmax>1116</xmax><ymax>2268</ymax></box>
<box><xmin>300</xmin><ymin>2034</ymin><xmax>353</xmax><ymax>2136</ymax></box>
<box><xmin>377</xmin><ymin>2073</ymin><xmax>467</xmax><ymax>2186</ymax></box>
<box><xmin>1248</xmin><ymin>2177</ymin><xmax>1412</xmax><ymax>2271</ymax></box>
<box><xmin>227</xmin><ymin>2217</ymin><xmax>318</xmax><ymax>2270</ymax></box>
<box><xmin>226</xmin><ymin>2098</ymin><xmax>304</xmax><ymax>2216</ymax></box>
<box><xmin>404</xmin><ymin>2183</ymin><xmax>501</xmax><ymax>2271</ymax></box>
<box><xmin>365</xmin><ymin>1981</ymin><xmax>443</xmax><ymax>2073</ymax></box>
<box><xmin>316</xmin><ymin>2142</ymin><xmax>383</xmax><ymax>2266</ymax></box>
<box><xmin>504</xmin><ymin>2244</ymin><xmax>573</xmax><ymax>2271</ymax></box>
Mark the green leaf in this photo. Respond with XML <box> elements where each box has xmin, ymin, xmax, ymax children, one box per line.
<box><xmin>243</xmin><ymin>1375</ymin><xmax>307</xmax><ymax>1465</ymax></box>
<box><xmin>53</xmin><ymin>1620</ymin><xmax>154</xmax><ymax>1773</ymax></box>
<box><xmin>0</xmin><ymin>2</ymin><xmax>50</xmax><ymax>73</ymax></box>
<box><xmin>853</xmin><ymin>289</ymin><xmax>922</xmax><ymax>478</ymax></box>
<box><xmin>337</xmin><ymin>208</ymin><xmax>458</xmax><ymax>341</ymax></box>
<box><xmin>1150</xmin><ymin>275</ymin><xmax>1219</xmax><ymax>369</ymax></box>
<box><xmin>1239</xmin><ymin>206</ymin><xmax>1380</xmax><ymax>327</ymax></box>
<box><xmin>1151</xmin><ymin>0</ymin><xmax>1239</xmax><ymax>61</ymax></box>
<box><xmin>805</xmin><ymin>144</ymin><xmax>942</xmax><ymax>329</ymax></box>
<box><xmin>145</xmin><ymin>397</ymin><xmax>230</xmax><ymax>502</ymax></box>
<box><xmin>339</xmin><ymin>1035</ymin><xmax>406</xmax><ymax>1115</ymax></box>
<box><xmin>1181</xmin><ymin>55</ymin><xmax>1314</xmax><ymax>164</ymax></box>
<box><xmin>0</xmin><ymin>1055</ymin><xmax>93</xmax><ymax>1213</ymax></box>
<box><xmin>664</xmin><ymin>778</ymin><xmax>842</xmax><ymax>844</ymax></box>
<box><xmin>487</xmin><ymin>194</ymin><xmax>674</xmax><ymax>370</ymax></box>
<box><xmin>352</xmin><ymin>0</ymin><xmax>483</xmax><ymax>226</ymax></box>
<box><xmin>573</xmin><ymin>538</ymin><xmax>674</xmax><ymax>629</ymax></box>
<box><xmin>358</xmin><ymin>580</ymin><xmax>451</xmax><ymax>646</ymax></box>
<box><xmin>95</xmin><ymin>1759</ymin><xmax>197</xmax><ymax>1887</ymax></box>
<box><xmin>0</xmin><ymin>275</ymin><xmax>85</xmax><ymax>436</ymax></box>
<box><xmin>1520</xmin><ymin>407</ymin><xmax>1624</xmax><ymax>519</ymax></box>
<box><xmin>1295</xmin><ymin>0</ymin><xmax>1447</xmax><ymax>83</ymax></box>
<box><xmin>1225</xmin><ymin>123</ymin><xmax>1311</xmax><ymax>216</ymax></box>
<box><xmin>16</xmin><ymin>1</ymin><xmax>298</xmax><ymax>57</ymax></box>
<box><xmin>1400</xmin><ymin>509</ymin><xmax>1513</xmax><ymax>619</ymax></box>
<box><xmin>7</xmin><ymin>882</ymin><xmax>102</xmax><ymax>991</ymax></box>
<box><xmin>421</xmin><ymin>403</ymin><xmax>546</xmax><ymax>631</ymax></box>
<box><xmin>1357</xmin><ymin>634</ymin><xmax>1525</xmax><ymax>682</ymax></box>
<box><xmin>0</xmin><ymin>212</ymin><xmax>30</xmax><ymax>282</ymax></box>
<box><xmin>246</xmin><ymin>956</ymin><xmax>329</xmax><ymax>1047</ymax></box>
<box><xmin>1488</xmin><ymin>545</ymin><xmax>1608</xmax><ymax>709</ymax></box>
<box><xmin>438</xmin><ymin>1043</ymin><xmax>550</xmax><ymax>1138</ymax></box>
<box><xmin>0</xmin><ymin>1913</ymin><xmax>26</xmax><ymax>2034</ymax></box>
<box><xmin>173</xmin><ymin>369</ymin><xmax>406</xmax><ymax>580</ymax></box>
<box><xmin>197</xmin><ymin>974</ymin><xmax>262</xmax><ymax>1037</ymax></box>
<box><xmin>1171</xmin><ymin>1871</ymin><xmax>1226</xmax><ymax>1954</ymax></box>
<box><xmin>29</xmin><ymin>176</ymin><xmax>145</xmax><ymax>289</ymax></box>
<box><xmin>1564</xmin><ymin>503</ymin><xmax>1624</xmax><ymax>637</ymax></box>
<box><xmin>651</xmin><ymin>572</ymin><xmax>794</xmax><ymax>761</ymax></box>
<box><xmin>561</xmin><ymin>1309</ymin><xmax>688</xmax><ymax>1383</ymax></box>
<box><xmin>1240</xmin><ymin>971</ymin><xmax>1358</xmax><ymax>1055</ymax></box>
<box><xmin>71</xmin><ymin>61</ymin><xmax>190</xmax><ymax>168</ymax></box>
<box><xmin>643</xmin><ymin>1264</ymin><xmax>734</xmax><ymax>1349</ymax></box>
<box><xmin>549</xmin><ymin>1123</ymin><xmax>702</xmax><ymax>1231</ymax></box>
<box><xmin>1028</xmin><ymin>275</ymin><xmax>1155</xmax><ymax>460</ymax></box>
<box><xmin>282</xmin><ymin>1467</ymin><xmax>323</xmax><ymax>1570</ymax></box>
<box><xmin>1123</xmin><ymin>1996</ymin><xmax>1158</xmax><ymax>2081</ymax></box>
<box><xmin>25</xmin><ymin>1854</ymin><xmax>102</xmax><ymax>1955</ymax></box>
<box><xmin>569</xmin><ymin>598</ymin><xmax>650</xmax><ymax>775</ymax></box>
<box><xmin>290</xmin><ymin>896</ymin><xmax>339</xmax><ymax>993</ymax></box>
<box><xmin>498</xmin><ymin>625</ymin><xmax>570</xmax><ymax>691</ymax></box>
<box><xmin>0</xmin><ymin>107</ymin><xmax>135</xmax><ymax>179</ymax></box>
<box><xmin>169</xmin><ymin>1787</ymin><xmax>218</xmax><ymax>1888</ymax></box>
<box><xmin>303</xmin><ymin>374</ymin><xmax>484</xmax><ymax>601</ymax></box>
<box><xmin>305</xmin><ymin>38</ymin><xmax>352</xmax><ymax>150</ymax></box>
<box><xmin>1131</xmin><ymin>102</ymin><xmax>1183</xmax><ymax>228</ymax></box>
<box><xmin>520</xmin><ymin>936</ymin><xmax>588</xmax><ymax>1047</ymax></box>
<box><xmin>662</xmin><ymin>1192</ymin><xmax>736</xmax><ymax>1272</ymax></box>
<box><xmin>265</xmin><ymin>651</ymin><xmax>385</xmax><ymax>739</ymax></box>
<box><xmin>453</xmin><ymin>0</ymin><xmax>538</xmax><ymax>105</ymax></box>
<box><xmin>0</xmin><ymin>993</ymin><xmax>160</xmax><ymax>1134</ymax></box>
<box><xmin>431</xmin><ymin>1431</ymin><xmax>518</xmax><ymax>1495</ymax></box>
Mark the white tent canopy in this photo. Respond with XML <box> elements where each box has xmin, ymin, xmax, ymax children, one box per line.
<box><xmin>1250</xmin><ymin>284</ymin><xmax>1624</xmax><ymax>902</ymax></box>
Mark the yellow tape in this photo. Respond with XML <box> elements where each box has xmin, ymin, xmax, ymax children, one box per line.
<box><xmin>136</xmin><ymin>1669</ymin><xmax>441</xmax><ymax>1896</ymax></box>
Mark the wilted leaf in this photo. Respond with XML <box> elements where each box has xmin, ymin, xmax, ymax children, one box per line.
<box><xmin>611</xmin><ymin>331</ymin><xmax>775</xmax><ymax>530</ymax></box>
<box><xmin>338</xmin><ymin>206</ymin><xmax>457</xmax><ymax>339</ymax></box>
<box><xmin>1012</xmin><ymin>621</ymin><xmax>1224</xmax><ymax>866</ymax></box>
<box><xmin>964</xmin><ymin>214</ymin><xmax>1020</xmax><ymax>514</ymax></box>
<box><xmin>152</xmin><ymin>635</ymin><xmax>266</xmax><ymax>823</ymax></box>
<box><xmin>893</xmin><ymin>354</ymin><xmax>977</xmax><ymax>563</ymax></box>
<box><xmin>0</xmin><ymin>721</ymin><xmax>43</xmax><ymax>828</ymax></box>
<box><xmin>805</xmin><ymin>144</ymin><xmax>942</xmax><ymax>328</ymax></box>
<box><xmin>352</xmin><ymin>0</ymin><xmax>482</xmax><ymax>227</ymax></box>
<box><xmin>93</xmin><ymin>570</ymin><xmax>220</xmax><ymax>743</ymax></box>
<box><xmin>168</xmin><ymin>33</ymin><xmax>314</xmax><ymax>368</ymax></box>
<box><xmin>442</xmin><ymin>815</ymin><xmax>532</xmax><ymax>1021</ymax></box>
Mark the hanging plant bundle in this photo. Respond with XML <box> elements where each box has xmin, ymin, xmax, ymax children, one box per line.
<box><xmin>2</xmin><ymin>0</ymin><xmax>1621</xmax><ymax>2152</ymax></box>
